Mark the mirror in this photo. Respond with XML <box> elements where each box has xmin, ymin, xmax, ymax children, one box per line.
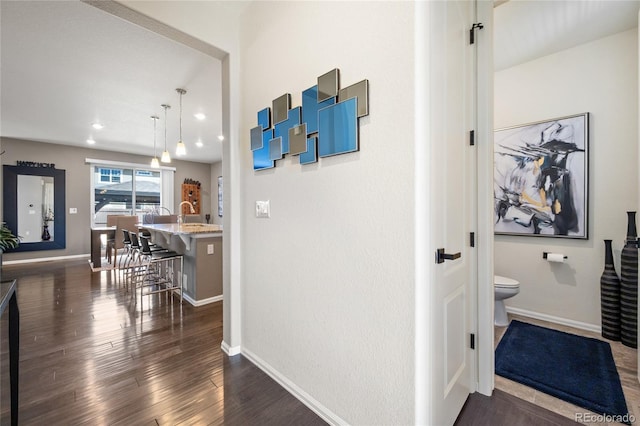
<box><xmin>3</xmin><ymin>165</ymin><xmax>66</xmax><ymax>251</ymax></box>
<box><xmin>18</xmin><ymin>175</ymin><xmax>55</xmax><ymax>242</ymax></box>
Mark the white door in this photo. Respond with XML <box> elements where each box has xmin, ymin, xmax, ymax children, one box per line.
<box><xmin>428</xmin><ymin>1</ymin><xmax>476</xmax><ymax>424</ymax></box>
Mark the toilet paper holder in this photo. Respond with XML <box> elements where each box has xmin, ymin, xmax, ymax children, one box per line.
<box><xmin>543</xmin><ymin>252</ymin><xmax>568</xmax><ymax>260</ymax></box>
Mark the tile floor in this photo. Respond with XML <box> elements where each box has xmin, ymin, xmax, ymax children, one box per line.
<box><xmin>495</xmin><ymin>314</ymin><xmax>639</xmax><ymax>426</ymax></box>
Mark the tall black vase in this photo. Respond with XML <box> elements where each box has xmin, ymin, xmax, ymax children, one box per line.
<box><xmin>620</xmin><ymin>211</ymin><xmax>638</xmax><ymax>348</ymax></box>
<box><xmin>600</xmin><ymin>240</ymin><xmax>621</xmax><ymax>341</ymax></box>
<box><xmin>41</xmin><ymin>225</ymin><xmax>51</xmax><ymax>241</ymax></box>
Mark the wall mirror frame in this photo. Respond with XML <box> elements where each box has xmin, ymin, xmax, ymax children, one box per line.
<box><xmin>3</xmin><ymin>165</ymin><xmax>66</xmax><ymax>252</ymax></box>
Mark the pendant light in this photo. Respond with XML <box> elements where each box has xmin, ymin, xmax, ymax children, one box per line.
<box><xmin>161</xmin><ymin>104</ymin><xmax>171</xmax><ymax>163</ymax></box>
<box><xmin>175</xmin><ymin>88</ymin><xmax>187</xmax><ymax>156</ymax></box>
<box><xmin>150</xmin><ymin>115</ymin><xmax>160</xmax><ymax>168</ymax></box>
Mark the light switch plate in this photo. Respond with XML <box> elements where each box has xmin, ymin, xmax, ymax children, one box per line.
<box><xmin>256</xmin><ymin>200</ymin><xmax>270</xmax><ymax>218</ymax></box>
<box><xmin>69</xmin><ymin>208</ymin><xmax>78</xmax><ymax>214</ymax></box>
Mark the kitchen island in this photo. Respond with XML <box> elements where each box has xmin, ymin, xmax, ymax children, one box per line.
<box><xmin>140</xmin><ymin>223</ymin><xmax>222</xmax><ymax>305</ymax></box>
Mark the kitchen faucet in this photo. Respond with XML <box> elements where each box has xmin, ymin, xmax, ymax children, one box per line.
<box><xmin>178</xmin><ymin>201</ymin><xmax>195</xmax><ymax>224</ymax></box>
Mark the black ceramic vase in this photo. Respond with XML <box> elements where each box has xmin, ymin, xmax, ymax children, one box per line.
<box><xmin>600</xmin><ymin>240</ymin><xmax>621</xmax><ymax>341</ymax></box>
<box><xmin>41</xmin><ymin>225</ymin><xmax>51</xmax><ymax>241</ymax></box>
<box><xmin>620</xmin><ymin>211</ymin><xmax>638</xmax><ymax>348</ymax></box>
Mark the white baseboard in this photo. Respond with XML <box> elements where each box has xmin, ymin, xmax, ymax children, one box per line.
<box><xmin>506</xmin><ymin>306</ymin><xmax>601</xmax><ymax>333</ymax></box>
<box><xmin>4</xmin><ymin>254</ymin><xmax>89</xmax><ymax>265</ymax></box>
<box><xmin>182</xmin><ymin>293</ymin><xmax>222</xmax><ymax>307</ymax></box>
<box><xmin>220</xmin><ymin>340</ymin><xmax>241</xmax><ymax>356</ymax></box>
<box><xmin>242</xmin><ymin>347</ymin><xmax>347</xmax><ymax>426</ymax></box>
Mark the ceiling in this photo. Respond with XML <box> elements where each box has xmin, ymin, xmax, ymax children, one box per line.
<box><xmin>2</xmin><ymin>1</ymin><xmax>639</xmax><ymax>164</ymax></box>
<box><xmin>1</xmin><ymin>0</ymin><xmax>224</xmax><ymax>164</ymax></box>
<box><xmin>495</xmin><ymin>0</ymin><xmax>640</xmax><ymax>71</ymax></box>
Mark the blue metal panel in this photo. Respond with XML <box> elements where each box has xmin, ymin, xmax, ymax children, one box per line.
<box><xmin>258</xmin><ymin>108</ymin><xmax>271</xmax><ymax>130</ymax></box>
<box><xmin>318</xmin><ymin>98</ymin><xmax>358</xmax><ymax>157</ymax></box>
<box><xmin>253</xmin><ymin>129</ymin><xmax>275</xmax><ymax>170</ymax></box>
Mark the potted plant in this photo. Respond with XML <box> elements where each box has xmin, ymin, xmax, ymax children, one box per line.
<box><xmin>0</xmin><ymin>222</ymin><xmax>20</xmax><ymax>253</ymax></box>
<box><xmin>0</xmin><ymin>223</ymin><xmax>20</xmax><ymax>272</ymax></box>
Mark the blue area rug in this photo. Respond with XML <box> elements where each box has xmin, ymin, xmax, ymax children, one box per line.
<box><xmin>495</xmin><ymin>320</ymin><xmax>629</xmax><ymax>421</ymax></box>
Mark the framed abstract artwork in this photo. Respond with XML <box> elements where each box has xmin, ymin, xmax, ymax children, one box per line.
<box><xmin>217</xmin><ymin>176</ymin><xmax>223</xmax><ymax>218</ymax></box>
<box><xmin>494</xmin><ymin>113</ymin><xmax>589</xmax><ymax>239</ymax></box>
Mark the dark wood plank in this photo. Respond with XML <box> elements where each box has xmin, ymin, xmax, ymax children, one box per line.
<box><xmin>455</xmin><ymin>389</ymin><xmax>581</xmax><ymax>426</ymax></box>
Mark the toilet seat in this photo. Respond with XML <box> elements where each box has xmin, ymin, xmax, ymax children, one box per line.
<box><xmin>494</xmin><ymin>275</ymin><xmax>519</xmax><ymax>288</ymax></box>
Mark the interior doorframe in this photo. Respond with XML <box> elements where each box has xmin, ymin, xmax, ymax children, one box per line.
<box><xmin>85</xmin><ymin>0</ymin><xmax>242</xmax><ymax>353</ymax></box>
<box><xmin>475</xmin><ymin>0</ymin><xmax>495</xmax><ymax>396</ymax></box>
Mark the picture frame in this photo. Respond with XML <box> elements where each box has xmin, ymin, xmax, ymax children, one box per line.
<box><xmin>494</xmin><ymin>113</ymin><xmax>589</xmax><ymax>239</ymax></box>
<box><xmin>217</xmin><ymin>176</ymin><xmax>223</xmax><ymax>218</ymax></box>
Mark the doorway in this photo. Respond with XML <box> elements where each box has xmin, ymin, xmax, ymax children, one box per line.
<box><xmin>491</xmin><ymin>0</ymin><xmax>640</xmax><ymax>419</ymax></box>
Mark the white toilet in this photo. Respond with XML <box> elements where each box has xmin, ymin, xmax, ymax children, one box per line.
<box><xmin>494</xmin><ymin>275</ymin><xmax>520</xmax><ymax>326</ymax></box>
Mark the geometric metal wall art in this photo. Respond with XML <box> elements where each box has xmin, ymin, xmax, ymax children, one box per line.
<box><xmin>250</xmin><ymin>68</ymin><xmax>369</xmax><ymax>171</ymax></box>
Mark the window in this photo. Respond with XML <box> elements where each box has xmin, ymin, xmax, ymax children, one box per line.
<box><xmin>99</xmin><ymin>168</ymin><xmax>122</xmax><ymax>183</ymax></box>
<box><xmin>91</xmin><ymin>162</ymin><xmax>170</xmax><ymax>226</ymax></box>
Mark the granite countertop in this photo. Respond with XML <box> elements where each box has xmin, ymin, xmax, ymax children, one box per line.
<box><xmin>141</xmin><ymin>223</ymin><xmax>223</xmax><ymax>235</ymax></box>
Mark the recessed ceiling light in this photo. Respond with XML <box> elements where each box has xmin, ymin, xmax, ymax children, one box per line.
<box><xmin>86</xmin><ymin>138</ymin><xmax>96</xmax><ymax>145</ymax></box>
<box><xmin>218</xmin><ymin>134</ymin><xmax>225</xmax><ymax>141</ymax></box>
<box><xmin>194</xmin><ymin>113</ymin><xmax>206</xmax><ymax>121</ymax></box>
<box><xmin>92</xmin><ymin>123</ymin><xmax>104</xmax><ymax>130</ymax></box>
<box><xmin>195</xmin><ymin>140</ymin><xmax>204</xmax><ymax>148</ymax></box>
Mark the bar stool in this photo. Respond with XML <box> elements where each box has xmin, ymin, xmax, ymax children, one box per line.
<box><xmin>134</xmin><ymin>235</ymin><xmax>183</xmax><ymax>310</ymax></box>
<box><xmin>123</xmin><ymin>231</ymin><xmax>149</xmax><ymax>292</ymax></box>
<box><xmin>107</xmin><ymin>216</ymin><xmax>137</xmax><ymax>267</ymax></box>
<box><xmin>119</xmin><ymin>229</ymin><xmax>132</xmax><ymax>268</ymax></box>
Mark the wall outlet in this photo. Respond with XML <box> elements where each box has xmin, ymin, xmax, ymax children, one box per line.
<box><xmin>256</xmin><ymin>200</ymin><xmax>270</xmax><ymax>218</ymax></box>
<box><xmin>207</xmin><ymin>244</ymin><xmax>214</xmax><ymax>255</ymax></box>
<box><xmin>69</xmin><ymin>208</ymin><xmax>78</xmax><ymax>214</ymax></box>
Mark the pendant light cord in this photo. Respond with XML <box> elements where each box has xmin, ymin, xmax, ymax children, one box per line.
<box><xmin>179</xmin><ymin>91</ymin><xmax>183</xmax><ymax>142</ymax></box>
<box><xmin>164</xmin><ymin>106</ymin><xmax>168</xmax><ymax>151</ymax></box>
<box><xmin>152</xmin><ymin>116</ymin><xmax>158</xmax><ymax>157</ymax></box>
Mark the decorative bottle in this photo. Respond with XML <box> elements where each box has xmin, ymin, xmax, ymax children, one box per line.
<box><xmin>600</xmin><ymin>240</ymin><xmax>621</xmax><ymax>341</ymax></box>
<box><xmin>620</xmin><ymin>211</ymin><xmax>638</xmax><ymax>348</ymax></box>
<box><xmin>41</xmin><ymin>225</ymin><xmax>51</xmax><ymax>241</ymax></box>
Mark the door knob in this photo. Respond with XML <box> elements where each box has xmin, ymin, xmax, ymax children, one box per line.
<box><xmin>435</xmin><ymin>248</ymin><xmax>461</xmax><ymax>264</ymax></box>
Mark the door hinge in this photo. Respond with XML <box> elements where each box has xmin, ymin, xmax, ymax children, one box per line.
<box><xmin>469</xmin><ymin>22</ymin><xmax>484</xmax><ymax>45</ymax></box>
<box><xmin>470</xmin><ymin>333</ymin><xmax>476</xmax><ymax>350</ymax></box>
<box><xmin>469</xmin><ymin>130</ymin><xmax>475</xmax><ymax>146</ymax></box>
<box><xmin>470</xmin><ymin>232</ymin><xmax>475</xmax><ymax>248</ymax></box>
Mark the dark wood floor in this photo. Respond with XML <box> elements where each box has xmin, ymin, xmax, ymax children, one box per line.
<box><xmin>455</xmin><ymin>389</ymin><xmax>581</xmax><ymax>426</ymax></box>
<box><xmin>0</xmin><ymin>258</ymin><xmax>593</xmax><ymax>425</ymax></box>
<box><xmin>0</xmin><ymin>259</ymin><xmax>326</xmax><ymax>425</ymax></box>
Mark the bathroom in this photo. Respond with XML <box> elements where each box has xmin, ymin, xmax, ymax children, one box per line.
<box><xmin>492</xmin><ymin>0</ymin><xmax>639</xmax><ymax>420</ymax></box>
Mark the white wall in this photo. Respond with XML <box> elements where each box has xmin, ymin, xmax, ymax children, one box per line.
<box><xmin>494</xmin><ymin>29</ymin><xmax>639</xmax><ymax>326</ymax></box>
<box><xmin>239</xmin><ymin>2</ymin><xmax>415</xmax><ymax>424</ymax></box>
